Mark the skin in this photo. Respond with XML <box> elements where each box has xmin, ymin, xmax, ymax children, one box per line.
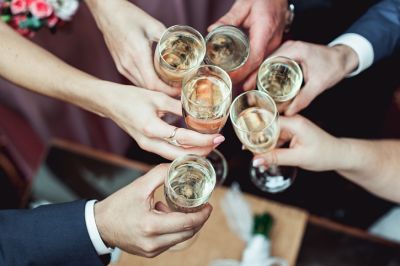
<box><xmin>0</xmin><ymin>21</ymin><xmax>225</xmax><ymax>160</ymax></box>
<box><xmin>85</xmin><ymin>0</ymin><xmax>180</xmax><ymax>97</ymax></box>
<box><xmin>253</xmin><ymin>115</ymin><xmax>400</xmax><ymax>203</ymax></box>
<box><xmin>208</xmin><ymin>0</ymin><xmax>289</xmax><ymax>85</ymax></box>
<box><xmin>95</xmin><ymin>164</ymin><xmax>213</xmax><ymax>257</ymax></box>
<box><xmin>244</xmin><ymin>40</ymin><xmax>359</xmax><ymax>116</ymax></box>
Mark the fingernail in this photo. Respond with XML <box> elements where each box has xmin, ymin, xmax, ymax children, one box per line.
<box><xmin>208</xmin><ymin>23</ymin><xmax>222</xmax><ymax>32</ymax></box>
<box><xmin>213</xmin><ymin>136</ymin><xmax>225</xmax><ymax>145</ymax></box>
<box><xmin>252</xmin><ymin>158</ymin><xmax>265</xmax><ymax>167</ymax></box>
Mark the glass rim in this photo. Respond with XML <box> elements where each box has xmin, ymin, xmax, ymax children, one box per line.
<box><xmin>256</xmin><ymin>55</ymin><xmax>303</xmax><ymax>102</ymax></box>
<box><xmin>157</xmin><ymin>25</ymin><xmax>206</xmax><ymax>73</ymax></box>
<box><xmin>229</xmin><ymin>90</ymin><xmax>278</xmax><ymax>133</ymax></box>
<box><xmin>182</xmin><ymin>64</ymin><xmax>233</xmax><ymax>107</ymax></box>
<box><xmin>204</xmin><ymin>25</ymin><xmax>250</xmax><ymax>72</ymax></box>
<box><xmin>207</xmin><ymin>149</ymin><xmax>228</xmax><ymax>185</ymax></box>
<box><xmin>166</xmin><ymin>154</ymin><xmax>216</xmax><ymax>204</ymax></box>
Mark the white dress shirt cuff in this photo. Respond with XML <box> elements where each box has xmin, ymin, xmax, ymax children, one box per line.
<box><xmin>85</xmin><ymin>200</ymin><xmax>114</xmax><ymax>255</ymax></box>
<box><xmin>328</xmin><ymin>33</ymin><xmax>374</xmax><ymax>77</ymax></box>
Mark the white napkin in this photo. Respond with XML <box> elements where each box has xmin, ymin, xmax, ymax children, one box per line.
<box><xmin>210</xmin><ymin>183</ymin><xmax>287</xmax><ymax>266</ymax></box>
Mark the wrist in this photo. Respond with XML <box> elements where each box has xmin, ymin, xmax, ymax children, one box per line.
<box><xmin>63</xmin><ymin>77</ymin><xmax>111</xmax><ymax>118</ymax></box>
<box><xmin>333</xmin><ymin>138</ymin><xmax>354</xmax><ymax>172</ymax></box>
<box><xmin>85</xmin><ymin>0</ymin><xmax>115</xmax><ymax>29</ymax></box>
<box><xmin>94</xmin><ymin>200</ymin><xmax>115</xmax><ymax>249</ymax></box>
<box><xmin>331</xmin><ymin>45</ymin><xmax>359</xmax><ymax>77</ymax></box>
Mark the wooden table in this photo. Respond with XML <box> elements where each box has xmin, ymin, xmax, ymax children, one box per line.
<box><xmin>114</xmin><ymin>186</ymin><xmax>308</xmax><ymax>266</ymax></box>
<box><xmin>31</xmin><ymin>139</ymin><xmax>400</xmax><ymax>266</ymax></box>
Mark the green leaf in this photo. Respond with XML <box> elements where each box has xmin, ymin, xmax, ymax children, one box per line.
<box><xmin>1</xmin><ymin>15</ymin><xmax>11</xmax><ymax>23</ymax></box>
<box><xmin>20</xmin><ymin>17</ymin><xmax>42</xmax><ymax>30</ymax></box>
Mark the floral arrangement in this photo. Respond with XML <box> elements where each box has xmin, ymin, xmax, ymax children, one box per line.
<box><xmin>0</xmin><ymin>0</ymin><xmax>79</xmax><ymax>37</ymax></box>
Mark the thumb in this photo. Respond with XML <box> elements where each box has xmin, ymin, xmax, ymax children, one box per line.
<box><xmin>208</xmin><ymin>0</ymin><xmax>250</xmax><ymax>31</ymax></box>
<box><xmin>140</xmin><ymin>163</ymin><xmax>170</xmax><ymax>192</ymax></box>
<box><xmin>285</xmin><ymin>83</ymin><xmax>321</xmax><ymax>116</ymax></box>
<box><xmin>253</xmin><ymin>148</ymin><xmax>299</xmax><ymax>167</ymax></box>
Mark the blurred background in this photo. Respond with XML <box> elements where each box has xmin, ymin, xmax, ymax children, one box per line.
<box><xmin>0</xmin><ymin>0</ymin><xmax>399</xmax><ymax>265</ymax></box>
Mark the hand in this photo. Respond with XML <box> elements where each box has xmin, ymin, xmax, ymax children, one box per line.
<box><xmin>255</xmin><ymin>41</ymin><xmax>359</xmax><ymax>115</ymax></box>
<box><xmin>101</xmin><ymin>83</ymin><xmax>224</xmax><ymax>160</ymax></box>
<box><xmin>86</xmin><ymin>0</ymin><xmax>180</xmax><ymax>96</ymax></box>
<box><xmin>95</xmin><ymin>164</ymin><xmax>213</xmax><ymax>257</ymax></box>
<box><xmin>252</xmin><ymin>115</ymin><xmax>348</xmax><ymax>172</ymax></box>
<box><xmin>209</xmin><ymin>0</ymin><xmax>289</xmax><ymax>85</ymax></box>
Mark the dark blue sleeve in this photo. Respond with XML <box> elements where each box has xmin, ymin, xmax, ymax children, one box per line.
<box><xmin>346</xmin><ymin>0</ymin><xmax>400</xmax><ymax>62</ymax></box>
<box><xmin>0</xmin><ymin>200</ymin><xmax>109</xmax><ymax>266</ymax></box>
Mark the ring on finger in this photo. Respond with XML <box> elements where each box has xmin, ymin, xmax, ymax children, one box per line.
<box><xmin>164</xmin><ymin>127</ymin><xmax>181</xmax><ymax>146</ymax></box>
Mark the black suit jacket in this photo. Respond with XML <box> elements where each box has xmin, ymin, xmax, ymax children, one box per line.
<box><xmin>0</xmin><ymin>200</ymin><xmax>109</xmax><ymax>266</ymax></box>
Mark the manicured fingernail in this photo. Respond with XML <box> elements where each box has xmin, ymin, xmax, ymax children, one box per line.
<box><xmin>252</xmin><ymin>158</ymin><xmax>265</xmax><ymax>167</ymax></box>
<box><xmin>213</xmin><ymin>136</ymin><xmax>225</xmax><ymax>145</ymax></box>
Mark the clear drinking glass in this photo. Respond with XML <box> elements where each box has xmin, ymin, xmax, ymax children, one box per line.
<box><xmin>257</xmin><ymin>56</ymin><xmax>303</xmax><ymax>112</ymax></box>
<box><xmin>182</xmin><ymin>65</ymin><xmax>232</xmax><ymax>185</ymax></box>
<box><xmin>204</xmin><ymin>25</ymin><xmax>250</xmax><ymax>72</ymax></box>
<box><xmin>165</xmin><ymin>154</ymin><xmax>216</xmax><ymax>213</ymax></box>
<box><xmin>164</xmin><ymin>154</ymin><xmax>216</xmax><ymax>213</ymax></box>
<box><xmin>164</xmin><ymin>154</ymin><xmax>216</xmax><ymax>250</ymax></box>
<box><xmin>205</xmin><ymin>149</ymin><xmax>228</xmax><ymax>186</ymax></box>
<box><xmin>154</xmin><ymin>25</ymin><xmax>206</xmax><ymax>88</ymax></box>
<box><xmin>230</xmin><ymin>90</ymin><xmax>295</xmax><ymax>193</ymax></box>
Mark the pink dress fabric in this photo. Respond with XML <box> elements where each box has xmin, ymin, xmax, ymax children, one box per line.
<box><xmin>0</xmin><ymin>0</ymin><xmax>234</xmax><ymax>178</ymax></box>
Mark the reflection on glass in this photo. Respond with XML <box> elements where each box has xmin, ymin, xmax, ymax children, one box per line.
<box><xmin>257</xmin><ymin>56</ymin><xmax>303</xmax><ymax>110</ymax></box>
<box><xmin>154</xmin><ymin>25</ymin><xmax>206</xmax><ymax>88</ymax></box>
<box><xmin>182</xmin><ymin>65</ymin><xmax>232</xmax><ymax>134</ymax></box>
<box><xmin>164</xmin><ymin>154</ymin><xmax>216</xmax><ymax>213</ymax></box>
<box><xmin>205</xmin><ymin>25</ymin><xmax>250</xmax><ymax>72</ymax></box>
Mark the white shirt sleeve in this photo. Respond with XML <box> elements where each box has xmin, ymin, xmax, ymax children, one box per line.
<box><xmin>328</xmin><ymin>33</ymin><xmax>374</xmax><ymax>77</ymax></box>
<box><xmin>85</xmin><ymin>200</ymin><xmax>114</xmax><ymax>255</ymax></box>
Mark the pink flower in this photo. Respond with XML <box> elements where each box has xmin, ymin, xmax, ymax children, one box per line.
<box><xmin>46</xmin><ymin>14</ymin><xmax>58</xmax><ymax>28</ymax></box>
<box><xmin>29</xmin><ymin>0</ymin><xmax>53</xmax><ymax>19</ymax></box>
<box><xmin>10</xmin><ymin>0</ymin><xmax>27</xmax><ymax>15</ymax></box>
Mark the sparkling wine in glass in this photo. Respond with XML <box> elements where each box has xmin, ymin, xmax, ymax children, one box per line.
<box><xmin>182</xmin><ymin>65</ymin><xmax>232</xmax><ymax>134</ymax></box>
<box><xmin>257</xmin><ymin>56</ymin><xmax>303</xmax><ymax>111</ymax></box>
<box><xmin>165</xmin><ymin>154</ymin><xmax>216</xmax><ymax>213</ymax></box>
<box><xmin>230</xmin><ymin>90</ymin><xmax>295</xmax><ymax>193</ymax></box>
<box><xmin>182</xmin><ymin>65</ymin><xmax>232</xmax><ymax>185</ymax></box>
<box><xmin>204</xmin><ymin>25</ymin><xmax>250</xmax><ymax>72</ymax></box>
<box><xmin>154</xmin><ymin>25</ymin><xmax>206</xmax><ymax>88</ymax></box>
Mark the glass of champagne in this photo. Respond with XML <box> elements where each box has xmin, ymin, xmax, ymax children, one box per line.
<box><xmin>230</xmin><ymin>90</ymin><xmax>295</xmax><ymax>193</ymax></box>
<box><xmin>154</xmin><ymin>25</ymin><xmax>206</xmax><ymax>88</ymax></box>
<box><xmin>165</xmin><ymin>154</ymin><xmax>216</xmax><ymax>213</ymax></box>
<box><xmin>165</xmin><ymin>154</ymin><xmax>216</xmax><ymax>250</ymax></box>
<box><xmin>257</xmin><ymin>56</ymin><xmax>303</xmax><ymax>112</ymax></box>
<box><xmin>204</xmin><ymin>25</ymin><xmax>250</xmax><ymax>73</ymax></box>
<box><xmin>182</xmin><ymin>65</ymin><xmax>232</xmax><ymax>185</ymax></box>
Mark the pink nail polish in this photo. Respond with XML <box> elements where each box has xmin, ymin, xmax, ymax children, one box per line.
<box><xmin>213</xmin><ymin>136</ymin><xmax>225</xmax><ymax>145</ymax></box>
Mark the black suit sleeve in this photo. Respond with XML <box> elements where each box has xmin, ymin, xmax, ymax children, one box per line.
<box><xmin>0</xmin><ymin>200</ymin><xmax>109</xmax><ymax>266</ymax></box>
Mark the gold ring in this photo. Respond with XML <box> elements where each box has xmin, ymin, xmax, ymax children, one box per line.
<box><xmin>164</xmin><ymin>127</ymin><xmax>180</xmax><ymax>146</ymax></box>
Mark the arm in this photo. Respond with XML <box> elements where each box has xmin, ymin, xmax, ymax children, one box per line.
<box><xmin>0</xmin><ymin>201</ymin><xmax>108</xmax><ymax>266</ymax></box>
<box><xmin>262</xmin><ymin>0</ymin><xmax>399</xmax><ymax>115</ymax></box>
<box><xmin>336</xmin><ymin>0</ymin><xmax>400</xmax><ymax>65</ymax></box>
<box><xmin>0</xmin><ymin>164</ymin><xmax>213</xmax><ymax>263</ymax></box>
<box><xmin>252</xmin><ymin>115</ymin><xmax>400</xmax><ymax>203</ymax></box>
<box><xmin>0</xmin><ymin>22</ymin><xmax>224</xmax><ymax>159</ymax></box>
